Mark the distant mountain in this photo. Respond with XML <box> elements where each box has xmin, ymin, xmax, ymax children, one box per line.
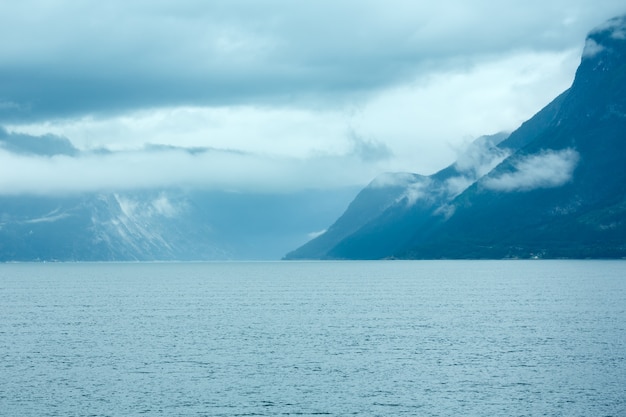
<box><xmin>0</xmin><ymin>188</ymin><xmax>358</xmax><ymax>261</ymax></box>
<box><xmin>286</xmin><ymin>15</ymin><xmax>626</xmax><ymax>260</ymax></box>
<box><xmin>0</xmin><ymin>126</ymin><xmax>361</xmax><ymax>261</ymax></box>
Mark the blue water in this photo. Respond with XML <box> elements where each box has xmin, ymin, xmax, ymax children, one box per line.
<box><xmin>1</xmin><ymin>260</ymin><xmax>625</xmax><ymax>416</ymax></box>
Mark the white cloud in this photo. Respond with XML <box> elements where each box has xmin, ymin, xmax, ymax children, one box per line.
<box><xmin>0</xmin><ymin>147</ymin><xmax>387</xmax><ymax>195</ymax></box>
<box><xmin>348</xmin><ymin>49</ymin><xmax>579</xmax><ymax>174</ymax></box>
<box><xmin>151</xmin><ymin>194</ymin><xmax>181</xmax><ymax>218</ymax></box>
<box><xmin>444</xmin><ymin>176</ymin><xmax>476</xmax><ymax>198</ymax></box>
<box><xmin>453</xmin><ymin>134</ymin><xmax>511</xmax><ymax>175</ymax></box>
<box><xmin>6</xmin><ymin>106</ymin><xmax>351</xmax><ymax>158</ymax></box>
<box><xmin>369</xmin><ymin>172</ymin><xmax>421</xmax><ymax>188</ymax></box>
<box><xmin>482</xmin><ymin>148</ymin><xmax>579</xmax><ymax>192</ymax></box>
<box><xmin>307</xmin><ymin>229</ymin><xmax>327</xmax><ymax>240</ymax></box>
<box><xmin>582</xmin><ymin>39</ymin><xmax>605</xmax><ymax>58</ymax></box>
<box><xmin>400</xmin><ymin>179</ymin><xmax>433</xmax><ymax>206</ymax></box>
<box><xmin>589</xmin><ymin>14</ymin><xmax>626</xmax><ymax>39</ymax></box>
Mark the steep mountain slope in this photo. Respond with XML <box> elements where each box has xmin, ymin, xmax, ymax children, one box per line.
<box><xmin>286</xmin><ymin>15</ymin><xmax>626</xmax><ymax>260</ymax></box>
<box><xmin>285</xmin><ymin>133</ymin><xmax>510</xmax><ymax>259</ymax></box>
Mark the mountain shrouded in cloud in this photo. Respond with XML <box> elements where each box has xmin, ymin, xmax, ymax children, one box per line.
<box><xmin>286</xmin><ymin>14</ymin><xmax>626</xmax><ymax>260</ymax></box>
<box><xmin>2</xmin><ymin>8</ymin><xmax>626</xmax><ymax>261</ymax></box>
<box><xmin>0</xmin><ymin>188</ymin><xmax>361</xmax><ymax>261</ymax></box>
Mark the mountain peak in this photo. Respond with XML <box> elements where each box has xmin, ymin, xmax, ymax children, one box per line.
<box><xmin>581</xmin><ymin>14</ymin><xmax>626</xmax><ymax>63</ymax></box>
<box><xmin>286</xmin><ymin>14</ymin><xmax>626</xmax><ymax>260</ymax></box>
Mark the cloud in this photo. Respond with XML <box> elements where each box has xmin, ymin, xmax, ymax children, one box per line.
<box><xmin>400</xmin><ymin>179</ymin><xmax>434</xmax><ymax>206</ymax></box>
<box><xmin>6</xmin><ymin>106</ymin><xmax>351</xmax><ymax>158</ymax></box>
<box><xmin>444</xmin><ymin>176</ymin><xmax>476</xmax><ymax>198</ymax></box>
<box><xmin>7</xmin><ymin>47</ymin><xmax>577</xmax><ymax>177</ymax></box>
<box><xmin>453</xmin><ymin>132</ymin><xmax>511</xmax><ymax>174</ymax></box>
<box><xmin>346</xmin><ymin>49</ymin><xmax>580</xmax><ymax>174</ymax></box>
<box><xmin>1</xmin><ymin>3</ymin><xmax>624</xmax><ymax>194</ymax></box>
<box><xmin>582</xmin><ymin>39</ymin><xmax>605</xmax><ymax>58</ymax></box>
<box><xmin>589</xmin><ymin>14</ymin><xmax>626</xmax><ymax>39</ymax></box>
<box><xmin>369</xmin><ymin>172</ymin><xmax>423</xmax><ymax>188</ymax></box>
<box><xmin>0</xmin><ymin>127</ymin><xmax>78</xmax><ymax>156</ymax></box>
<box><xmin>428</xmin><ymin>133</ymin><xmax>512</xmax><ymax>198</ymax></box>
<box><xmin>113</xmin><ymin>193</ymin><xmax>184</xmax><ymax>223</ymax></box>
<box><xmin>307</xmin><ymin>229</ymin><xmax>327</xmax><ymax>240</ymax></box>
<box><xmin>0</xmin><ymin>144</ymin><xmax>387</xmax><ymax>195</ymax></box>
<box><xmin>482</xmin><ymin>148</ymin><xmax>579</xmax><ymax>192</ymax></box>
<box><xmin>1</xmin><ymin>1</ymin><xmax>624</xmax><ymax>122</ymax></box>
<box><xmin>349</xmin><ymin>131</ymin><xmax>394</xmax><ymax>162</ymax></box>
<box><xmin>583</xmin><ymin>15</ymin><xmax>626</xmax><ymax>59</ymax></box>
<box><xmin>150</xmin><ymin>194</ymin><xmax>182</xmax><ymax>218</ymax></box>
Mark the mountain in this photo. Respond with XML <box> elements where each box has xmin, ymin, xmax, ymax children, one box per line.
<box><xmin>0</xmin><ymin>188</ymin><xmax>358</xmax><ymax>261</ymax></box>
<box><xmin>0</xmin><ymin>127</ymin><xmax>361</xmax><ymax>261</ymax></box>
<box><xmin>286</xmin><ymin>15</ymin><xmax>626</xmax><ymax>260</ymax></box>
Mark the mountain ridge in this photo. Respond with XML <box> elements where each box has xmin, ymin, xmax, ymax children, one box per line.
<box><xmin>0</xmin><ymin>188</ymin><xmax>359</xmax><ymax>261</ymax></box>
<box><xmin>286</xmin><ymin>15</ymin><xmax>626</xmax><ymax>260</ymax></box>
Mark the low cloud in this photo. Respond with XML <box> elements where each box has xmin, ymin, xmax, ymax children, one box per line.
<box><xmin>482</xmin><ymin>148</ymin><xmax>579</xmax><ymax>192</ymax></box>
<box><xmin>444</xmin><ymin>176</ymin><xmax>476</xmax><ymax>198</ymax></box>
<box><xmin>454</xmin><ymin>134</ymin><xmax>510</xmax><ymax>177</ymax></box>
<box><xmin>150</xmin><ymin>194</ymin><xmax>181</xmax><ymax>218</ymax></box>
<box><xmin>369</xmin><ymin>172</ymin><xmax>422</xmax><ymax>188</ymax></box>
<box><xmin>400</xmin><ymin>179</ymin><xmax>433</xmax><ymax>206</ymax></box>
<box><xmin>582</xmin><ymin>39</ymin><xmax>605</xmax><ymax>58</ymax></box>
<box><xmin>349</xmin><ymin>131</ymin><xmax>393</xmax><ymax>163</ymax></box>
<box><xmin>445</xmin><ymin>133</ymin><xmax>511</xmax><ymax>196</ymax></box>
<box><xmin>307</xmin><ymin>229</ymin><xmax>327</xmax><ymax>240</ymax></box>
<box><xmin>590</xmin><ymin>14</ymin><xmax>626</xmax><ymax>39</ymax></box>
<box><xmin>0</xmin><ymin>143</ymin><xmax>383</xmax><ymax>196</ymax></box>
<box><xmin>114</xmin><ymin>193</ymin><xmax>185</xmax><ymax>221</ymax></box>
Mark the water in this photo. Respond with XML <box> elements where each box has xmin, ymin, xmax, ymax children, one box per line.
<box><xmin>1</xmin><ymin>260</ymin><xmax>625</xmax><ymax>416</ymax></box>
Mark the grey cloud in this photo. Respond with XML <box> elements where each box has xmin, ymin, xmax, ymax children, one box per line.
<box><xmin>482</xmin><ymin>148</ymin><xmax>579</xmax><ymax>192</ymax></box>
<box><xmin>143</xmin><ymin>143</ymin><xmax>249</xmax><ymax>156</ymax></box>
<box><xmin>0</xmin><ymin>127</ymin><xmax>78</xmax><ymax>156</ymax></box>
<box><xmin>350</xmin><ymin>132</ymin><xmax>393</xmax><ymax>162</ymax></box>
<box><xmin>1</xmin><ymin>1</ymin><xmax>625</xmax><ymax>122</ymax></box>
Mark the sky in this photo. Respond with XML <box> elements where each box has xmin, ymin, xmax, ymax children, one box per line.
<box><xmin>1</xmin><ymin>0</ymin><xmax>625</xmax><ymax>195</ymax></box>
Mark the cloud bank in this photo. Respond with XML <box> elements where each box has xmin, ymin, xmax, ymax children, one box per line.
<box><xmin>0</xmin><ymin>143</ymin><xmax>386</xmax><ymax>196</ymax></box>
<box><xmin>2</xmin><ymin>0</ymin><xmax>623</xmax><ymax>122</ymax></box>
<box><xmin>0</xmin><ymin>1</ymin><xmax>624</xmax><ymax>194</ymax></box>
<box><xmin>482</xmin><ymin>148</ymin><xmax>579</xmax><ymax>192</ymax></box>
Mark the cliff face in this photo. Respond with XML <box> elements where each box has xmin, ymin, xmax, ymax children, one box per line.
<box><xmin>286</xmin><ymin>15</ymin><xmax>626</xmax><ymax>260</ymax></box>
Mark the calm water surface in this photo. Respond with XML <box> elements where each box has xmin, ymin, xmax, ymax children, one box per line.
<box><xmin>1</xmin><ymin>261</ymin><xmax>625</xmax><ymax>416</ymax></box>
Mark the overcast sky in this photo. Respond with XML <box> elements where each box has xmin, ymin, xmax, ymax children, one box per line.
<box><xmin>1</xmin><ymin>0</ymin><xmax>624</xmax><ymax>195</ymax></box>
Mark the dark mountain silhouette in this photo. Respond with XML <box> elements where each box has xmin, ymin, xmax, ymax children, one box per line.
<box><xmin>286</xmin><ymin>15</ymin><xmax>626</xmax><ymax>260</ymax></box>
